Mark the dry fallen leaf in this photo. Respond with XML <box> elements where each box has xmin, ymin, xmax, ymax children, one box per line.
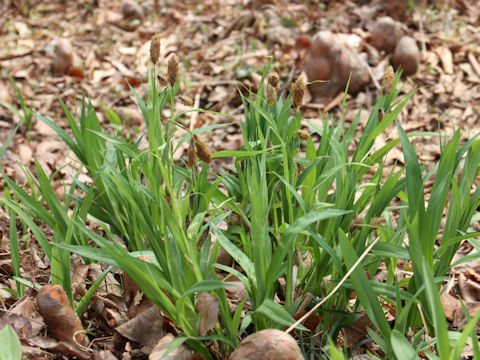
<box><xmin>436</xmin><ymin>46</ymin><xmax>454</xmax><ymax>74</ymax></box>
<box><xmin>28</xmin><ymin>335</ymin><xmax>91</xmax><ymax>360</ymax></box>
<box><xmin>116</xmin><ymin>305</ymin><xmax>164</xmax><ymax>350</ymax></box>
<box><xmin>195</xmin><ymin>292</ymin><xmax>219</xmax><ymax>336</ymax></box>
<box><xmin>149</xmin><ymin>333</ymin><xmax>193</xmax><ymax>360</ymax></box>
<box><xmin>440</xmin><ymin>291</ymin><xmax>461</xmax><ymax>320</ymax></box>
<box><xmin>459</xmin><ymin>271</ymin><xmax>479</xmax><ymax>302</ymax></box>
<box><xmin>229</xmin><ymin>329</ymin><xmax>303</xmax><ymax>360</ymax></box>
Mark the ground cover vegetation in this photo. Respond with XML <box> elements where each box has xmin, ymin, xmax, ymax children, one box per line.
<box><xmin>1</xmin><ymin>1</ymin><xmax>480</xmax><ymax>359</ymax></box>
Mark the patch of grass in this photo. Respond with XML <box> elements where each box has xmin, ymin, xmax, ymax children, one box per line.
<box><xmin>1</xmin><ymin>42</ymin><xmax>479</xmax><ymax>359</ymax></box>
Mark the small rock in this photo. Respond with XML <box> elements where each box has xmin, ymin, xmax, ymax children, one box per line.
<box><xmin>370</xmin><ymin>17</ymin><xmax>403</xmax><ymax>54</ymax></box>
<box><xmin>122</xmin><ymin>0</ymin><xmax>144</xmax><ymax>19</ymax></box>
<box><xmin>305</xmin><ymin>31</ymin><xmax>370</xmax><ymax>100</ymax></box>
<box><xmin>372</xmin><ymin>0</ymin><xmax>408</xmax><ymax>20</ymax></box>
<box><xmin>52</xmin><ymin>38</ymin><xmax>73</xmax><ymax>74</ymax></box>
<box><xmin>36</xmin><ymin>284</ymin><xmax>87</xmax><ymax>345</ymax></box>
<box><xmin>217</xmin><ymin>245</ymin><xmax>233</xmax><ymax>267</ymax></box>
<box><xmin>392</xmin><ymin>36</ymin><xmax>420</xmax><ymax>76</ymax></box>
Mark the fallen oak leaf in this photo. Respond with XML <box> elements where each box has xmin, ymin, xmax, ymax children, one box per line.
<box><xmin>116</xmin><ymin>305</ymin><xmax>164</xmax><ymax>350</ymax></box>
<box><xmin>29</xmin><ymin>335</ymin><xmax>91</xmax><ymax>360</ymax></box>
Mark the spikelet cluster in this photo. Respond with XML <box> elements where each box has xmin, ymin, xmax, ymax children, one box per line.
<box><xmin>381</xmin><ymin>65</ymin><xmax>394</xmax><ymax>95</ymax></box>
<box><xmin>291</xmin><ymin>77</ymin><xmax>305</xmax><ymax>109</ymax></box>
<box><xmin>294</xmin><ymin>248</ymin><xmax>303</xmax><ymax>267</ymax></box>
<box><xmin>187</xmin><ymin>137</ymin><xmax>197</xmax><ymax>168</ymax></box>
<box><xmin>187</xmin><ymin>135</ymin><xmax>212</xmax><ymax>167</ymax></box>
<box><xmin>148</xmin><ymin>36</ymin><xmax>214</xmax><ymax>168</ymax></box>
<box><xmin>179</xmin><ymin>95</ymin><xmax>193</xmax><ymax>107</ymax></box>
<box><xmin>297</xmin><ymin>129</ymin><xmax>309</xmax><ymax>140</ymax></box>
<box><xmin>168</xmin><ymin>53</ymin><xmax>179</xmax><ymax>87</ymax></box>
<box><xmin>266</xmin><ymin>85</ymin><xmax>276</xmax><ymax>108</ymax></box>
<box><xmin>150</xmin><ymin>34</ymin><xmax>161</xmax><ymax>65</ymax></box>
<box><xmin>157</xmin><ymin>74</ymin><xmax>169</xmax><ymax>87</ymax></box>
<box><xmin>377</xmin><ymin>108</ymin><xmax>385</xmax><ymax>122</ymax></box>
<box><xmin>268</xmin><ymin>72</ymin><xmax>280</xmax><ymax>89</ymax></box>
<box><xmin>266</xmin><ymin>72</ymin><xmax>280</xmax><ymax>108</ymax></box>
<box><xmin>194</xmin><ymin>135</ymin><xmax>212</xmax><ymax>164</ymax></box>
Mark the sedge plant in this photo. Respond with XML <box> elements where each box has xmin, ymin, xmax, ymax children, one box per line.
<box><xmin>0</xmin><ymin>36</ymin><xmax>479</xmax><ymax>359</ymax></box>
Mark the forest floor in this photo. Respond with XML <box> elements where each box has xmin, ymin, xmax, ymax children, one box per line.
<box><xmin>0</xmin><ymin>0</ymin><xmax>480</xmax><ymax>358</ymax></box>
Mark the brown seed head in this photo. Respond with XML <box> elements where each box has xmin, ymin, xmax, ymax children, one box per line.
<box><xmin>150</xmin><ymin>34</ymin><xmax>161</xmax><ymax>65</ymax></box>
<box><xmin>297</xmin><ymin>129</ymin><xmax>309</xmax><ymax>140</ymax></box>
<box><xmin>267</xmin><ymin>72</ymin><xmax>280</xmax><ymax>89</ymax></box>
<box><xmin>294</xmin><ymin>248</ymin><xmax>303</xmax><ymax>268</ymax></box>
<box><xmin>179</xmin><ymin>95</ymin><xmax>194</xmax><ymax>107</ymax></box>
<box><xmin>157</xmin><ymin>74</ymin><xmax>169</xmax><ymax>87</ymax></box>
<box><xmin>226</xmin><ymin>213</ymin><xmax>242</xmax><ymax>227</ymax></box>
<box><xmin>378</xmin><ymin>108</ymin><xmax>385</xmax><ymax>122</ymax></box>
<box><xmin>194</xmin><ymin>135</ymin><xmax>212</xmax><ymax>164</ymax></box>
<box><xmin>196</xmin><ymin>229</ymin><xmax>209</xmax><ymax>251</ymax></box>
<box><xmin>187</xmin><ymin>137</ymin><xmax>197</xmax><ymax>168</ymax></box>
<box><xmin>296</xmin><ymin>162</ymin><xmax>305</xmax><ymax>177</ymax></box>
<box><xmin>167</xmin><ymin>53</ymin><xmax>179</xmax><ymax>87</ymax></box>
<box><xmin>291</xmin><ymin>77</ymin><xmax>305</xmax><ymax>109</ymax></box>
<box><xmin>381</xmin><ymin>65</ymin><xmax>394</xmax><ymax>95</ymax></box>
<box><xmin>267</xmin><ymin>84</ymin><xmax>276</xmax><ymax>108</ymax></box>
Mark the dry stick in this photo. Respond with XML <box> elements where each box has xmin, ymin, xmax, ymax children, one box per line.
<box><xmin>285</xmin><ymin>236</ymin><xmax>380</xmax><ymax>334</ymax></box>
<box><xmin>359</xmin><ymin>57</ymin><xmax>381</xmax><ymax>91</ymax></box>
<box><xmin>73</xmin><ymin>330</ymin><xmax>93</xmax><ymax>353</ymax></box>
<box><xmin>417</xmin><ymin>303</ymin><xmax>432</xmax><ymax>352</ymax></box>
<box><xmin>468</xmin><ymin>52</ymin><xmax>480</xmax><ymax>77</ymax></box>
<box><xmin>0</xmin><ymin>49</ymin><xmax>33</xmax><ymax>61</ymax></box>
<box><xmin>190</xmin><ymin>85</ymin><xmax>204</xmax><ymax>131</ymax></box>
<box><xmin>417</xmin><ymin>10</ymin><xmax>428</xmax><ymax>60</ymax></box>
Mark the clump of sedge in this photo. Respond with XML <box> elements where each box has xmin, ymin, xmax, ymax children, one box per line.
<box><xmin>291</xmin><ymin>77</ymin><xmax>305</xmax><ymax>109</ymax></box>
<box><xmin>381</xmin><ymin>65</ymin><xmax>394</xmax><ymax>95</ymax></box>
<box><xmin>150</xmin><ymin>34</ymin><xmax>161</xmax><ymax>65</ymax></box>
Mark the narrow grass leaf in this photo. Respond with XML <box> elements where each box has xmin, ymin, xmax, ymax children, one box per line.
<box><xmin>183</xmin><ymin>280</ymin><xmax>234</xmax><ymax>296</ymax></box>
<box><xmin>0</xmin><ymin>324</ymin><xmax>22</xmax><ymax>360</ymax></box>
<box><xmin>256</xmin><ymin>299</ymin><xmax>307</xmax><ymax>330</ymax></box>
<box><xmin>391</xmin><ymin>329</ymin><xmax>418</xmax><ymax>360</ymax></box>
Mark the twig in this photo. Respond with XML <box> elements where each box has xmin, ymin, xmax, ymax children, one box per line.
<box><xmin>285</xmin><ymin>236</ymin><xmax>380</xmax><ymax>334</ymax></box>
<box><xmin>190</xmin><ymin>85</ymin><xmax>204</xmax><ymax>131</ymax></box>
<box><xmin>324</xmin><ymin>91</ymin><xmax>347</xmax><ymax>113</ymax></box>
<box><xmin>0</xmin><ymin>49</ymin><xmax>33</xmax><ymax>62</ymax></box>
<box><xmin>417</xmin><ymin>303</ymin><xmax>432</xmax><ymax>353</ymax></box>
<box><xmin>468</xmin><ymin>52</ymin><xmax>480</xmax><ymax>77</ymax></box>
<box><xmin>360</xmin><ymin>56</ymin><xmax>381</xmax><ymax>91</ymax></box>
<box><xmin>417</xmin><ymin>10</ymin><xmax>427</xmax><ymax>59</ymax></box>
